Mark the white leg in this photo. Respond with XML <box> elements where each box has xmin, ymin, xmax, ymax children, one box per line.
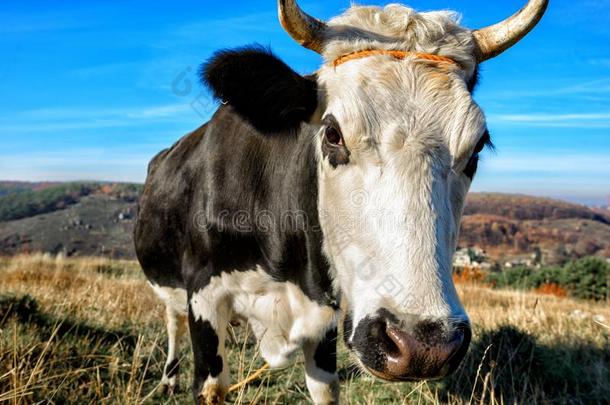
<box><xmin>189</xmin><ymin>283</ymin><xmax>231</xmax><ymax>404</ymax></box>
<box><xmin>303</xmin><ymin>329</ymin><xmax>340</xmax><ymax>405</ymax></box>
<box><xmin>161</xmin><ymin>306</ymin><xmax>186</xmax><ymax>393</ymax></box>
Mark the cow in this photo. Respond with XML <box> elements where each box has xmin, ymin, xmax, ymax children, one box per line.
<box><xmin>134</xmin><ymin>1</ymin><xmax>548</xmax><ymax>403</ymax></box>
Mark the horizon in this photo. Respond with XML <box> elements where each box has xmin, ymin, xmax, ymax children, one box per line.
<box><xmin>1</xmin><ymin>1</ymin><xmax>609</xmax><ymax>206</ymax></box>
<box><xmin>1</xmin><ymin>178</ymin><xmax>608</xmax><ymax>208</ymax></box>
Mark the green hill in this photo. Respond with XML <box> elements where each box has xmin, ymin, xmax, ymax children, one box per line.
<box><xmin>0</xmin><ymin>181</ymin><xmax>142</xmax><ymax>222</ymax></box>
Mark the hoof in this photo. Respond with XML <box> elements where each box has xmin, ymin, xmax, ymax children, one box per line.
<box><xmin>198</xmin><ymin>384</ymin><xmax>226</xmax><ymax>405</ymax></box>
<box><xmin>159</xmin><ymin>382</ymin><xmax>179</xmax><ymax>396</ymax></box>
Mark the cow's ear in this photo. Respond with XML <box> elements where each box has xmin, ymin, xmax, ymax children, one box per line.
<box><xmin>202</xmin><ymin>46</ymin><xmax>318</xmax><ymax>134</ymax></box>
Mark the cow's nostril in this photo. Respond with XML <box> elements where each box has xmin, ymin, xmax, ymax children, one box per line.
<box><xmin>376</xmin><ymin>321</ymin><xmax>471</xmax><ymax>380</ymax></box>
<box><xmin>370</xmin><ymin>318</ymin><xmax>401</xmax><ymax>356</ymax></box>
<box><xmin>446</xmin><ymin>322</ymin><xmax>471</xmax><ymax>372</ymax></box>
<box><xmin>350</xmin><ymin>313</ymin><xmax>471</xmax><ymax>381</ymax></box>
<box><xmin>385</xmin><ymin>326</ymin><xmax>417</xmax><ymax>377</ymax></box>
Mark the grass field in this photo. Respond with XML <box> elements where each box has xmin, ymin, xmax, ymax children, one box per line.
<box><xmin>1</xmin><ymin>255</ymin><xmax>609</xmax><ymax>404</ymax></box>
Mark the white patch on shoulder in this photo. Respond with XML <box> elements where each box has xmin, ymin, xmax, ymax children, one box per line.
<box><xmin>189</xmin><ymin>267</ymin><xmax>338</xmax><ymax>368</ymax></box>
<box><xmin>149</xmin><ymin>283</ymin><xmax>188</xmax><ymax>315</ymax></box>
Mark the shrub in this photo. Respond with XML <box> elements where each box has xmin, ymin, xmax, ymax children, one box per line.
<box><xmin>453</xmin><ymin>267</ymin><xmax>488</xmax><ymax>284</ymax></box>
<box><xmin>486</xmin><ymin>257</ymin><xmax>610</xmax><ymax>302</ymax></box>
<box><xmin>528</xmin><ymin>265</ymin><xmax>565</xmax><ymax>288</ymax></box>
<box><xmin>534</xmin><ymin>283</ymin><xmax>567</xmax><ymax>297</ymax></box>
<box><xmin>562</xmin><ymin>257</ymin><xmax>610</xmax><ymax>301</ymax></box>
<box><xmin>486</xmin><ymin>266</ymin><xmax>536</xmax><ymax>290</ymax></box>
<box><xmin>0</xmin><ymin>183</ymin><xmax>94</xmax><ymax>221</ymax></box>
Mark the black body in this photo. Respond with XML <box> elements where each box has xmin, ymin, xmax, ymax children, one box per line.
<box><xmin>134</xmin><ymin>105</ymin><xmax>333</xmax><ymax>303</ymax></box>
<box><xmin>134</xmin><ymin>47</ymin><xmax>337</xmax><ymax>400</ymax></box>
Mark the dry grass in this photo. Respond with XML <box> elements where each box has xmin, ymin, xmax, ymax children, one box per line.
<box><xmin>1</xmin><ymin>254</ymin><xmax>609</xmax><ymax>404</ymax></box>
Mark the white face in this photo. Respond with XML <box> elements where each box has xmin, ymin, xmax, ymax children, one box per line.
<box><xmin>316</xmin><ymin>56</ymin><xmax>487</xmax><ymax>377</ymax></box>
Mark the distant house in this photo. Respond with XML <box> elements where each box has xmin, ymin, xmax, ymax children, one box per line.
<box><xmin>453</xmin><ymin>249</ymin><xmax>472</xmax><ymax>267</ymax></box>
<box><xmin>504</xmin><ymin>249</ymin><xmax>543</xmax><ymax>268</ymax></box>
<box><xmin>504</xmin><ymin>258</ymin><xmax>535</xmax><ymax>268</ymax></box>
<box><xmin>453</xmin><ymin>247</ymin><xmax>490</xmax><ymax>269</ymax></box>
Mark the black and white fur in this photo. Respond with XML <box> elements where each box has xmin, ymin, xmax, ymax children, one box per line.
<box><xmin>135</xmin><ymin>4</ymin><xmax>498</xmax><ymax>404</ymax></box>
<box><xmin>135</xmin><ymin>47</ymin><xmax>340</xmax><ymax>404</ymax></box>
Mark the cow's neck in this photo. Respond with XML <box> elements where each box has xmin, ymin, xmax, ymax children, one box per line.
<box><xmin>265</xmin><ymin>123</ymin><xmax>336</xmax><ymax>307</ymax></box>
<box><xmin>212</xmin><ymin>106</ymin><xmax>335</xmax><ymax>307</ymax></box>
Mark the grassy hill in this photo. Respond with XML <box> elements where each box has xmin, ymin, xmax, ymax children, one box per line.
<box><xmin>0</xmin><ymin>181</ymin><xmax>142</xmax><ymax>222</ymax></box>
<box><xmin>0</xmin><ymin>181</ymin><xmax>63</xmax><ymax>197</ymax></box>
<box><xmin>0</xmin><ymin>182</ymin><xmax>141</xmax><ymax>259</ymax></box>
<box><xmin>463</xmin><ymin>193</ymin><xmax>610</xmax><ymax>223</ymax></box>
<box><xmin>460</xmin><ymin>194</ymin><xmax>610</xmax><ymax>263</ymax></box>
<box><xmin>0</xmin><ymin>182</ymin><xmax>93</xmax><ymax>222</ymax></box>
<box><xmin>1</xmin><ymin>255</ymin><xmax>608</xmax><ymax>404</ymax></box>
<box><xmin>0</xmin><ymin>194</ymin><xmax>137</xmax><ymax>259</ymax></box>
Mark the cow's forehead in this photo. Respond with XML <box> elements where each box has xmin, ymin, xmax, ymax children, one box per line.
<box><xmin>317</xmin><ymin>58</ymin><xmax>484</xmax><ymax>156</ymax></box>
<box><xmin>322</xmin><ymin>4</ymin><xmax>478</xmax><ymax>77</ymax></box>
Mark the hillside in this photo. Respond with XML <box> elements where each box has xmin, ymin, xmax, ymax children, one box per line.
<box><xmin>0</xmin><ymin>182</ymin><xmax>608</xmax><ymax>263</ymax></box>
<box><xmin>459</xmin><ymin>194</ymin><xmax>610</xmax><ymax>263</ymax></box>
<box><xmin>0</xmin><ymin>181</ymin><xmax>59</xmax><ymax>197</ymax></box>
<box><xmin>0</xmin><ymin>194</ymin><xmax>137</xmax><ymax>259</ymax></box>
<box><xmin>0</xmin><ymin>181</ymin><xmax>141</xmax><ymax>222</ymax></box>
<box><xmin>463</xmin><ymin>193</ymin><xmax>610</xmax><ymax>223</ymax></box>
<box><xmin>0</xmin><ymin>182</ymin><xmax>140</xmax><ymax>259</ymax></box>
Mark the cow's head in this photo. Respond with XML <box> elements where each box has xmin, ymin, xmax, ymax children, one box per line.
<box><xmin>204</xmin><ymin>0</ymin><xmax>547</xmax><ymax>381</ymax></box>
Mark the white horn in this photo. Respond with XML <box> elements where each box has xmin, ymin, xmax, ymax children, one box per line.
<box><xmin>278</xmin><ymin>0</ymin><xmax>327</xmax><ymax>54</ymax></box>
<box><xmin>474</xmin><ymin>0</ymin><xmax>549</xmax><ymax>62</ymax></box>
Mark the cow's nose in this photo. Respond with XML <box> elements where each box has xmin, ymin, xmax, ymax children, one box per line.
<box><xmin>382</xmin><ymin>321</ymin><xmax>470</xmax><ymax>380</ymax></box>
<box><xmin>351</xmin><ymin>315</ymin><xmax>471</xmax><ymax>381</ymax></box>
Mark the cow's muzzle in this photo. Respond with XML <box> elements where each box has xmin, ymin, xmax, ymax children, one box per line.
<box><xmin>349</xmin><ymin>313</ymin><xmax>471</xmax><ymax>381</ymax></box>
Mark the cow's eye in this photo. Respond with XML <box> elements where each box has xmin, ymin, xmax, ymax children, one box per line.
<box><xmin>324</xmin><ymin>126</ymin><xmax>342</xmax><ymax>146</ymax></box>
<box><xmin>463</xmin><ymin>130</ymin><xmax>492</xmax><ymax>179</ymax></box>
<box><xmin>463</xmin><ymin>154</ymin><xmax>479</xmax><ymax>179</ymax></box>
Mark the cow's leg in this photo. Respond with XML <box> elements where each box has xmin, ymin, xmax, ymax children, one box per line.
<box><xmin>188</xmin><ymin>281</ymin><xmax>230</xmax><ymax>405</ymax></box>
<box><xmin>303</xmin><ymin>328</ymin><xmax>340</xmax><ymax>405</ymax></box>
<box><xmin>160</xmin><ymin>305</ymin><xmax>187</xmax><ymax>393</ymax></box>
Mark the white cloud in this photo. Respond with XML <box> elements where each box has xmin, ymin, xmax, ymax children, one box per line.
<box><xmin>492</xmin><ymin>113</ymin><xmax>610</xmax><ymax>122</ymax></box>
<box><xmin>485</xmin><ymin>77</ymin><xmax>610</xmax><ymax>100</ymax></box>
<box><xmin>551</xmin><ymin>78</ymin><xmax>610</xmax><ymax>96</ymax></box>
<box><xmin>5</xmin><ymin>103</ymin><xmax>197</xmax><ymax>120</ymax></box>
<box><xmin>588</xmin><ymin>58</ymin><xmax>610</xmax><ymax>68</ymax></box>
<box><xmin>473</xmin><ymin>152</ymin><xmax>610</xmax><ymax>205</ymax></box>
<box><xmin>482</xmin><ymin>154</ymin><xmax>610</xmax><ymax>174</ymax></box>
<box><xmin>0</xmin><ymin>149</ymin><xmax>153</xmax><ymax>183</ymax></box>
<box><xmin>125</xmin><ymin>104</ymin><xmax>193</xmax><ymax>119</ymax></box>
<box><xmin>488</xmin><ymin>111</ymin><xmax>610</xmax><ymax>127</ymax></box>
<box><xmin>0</xmin><ymin>102</ymin><xmax>214</xmax><ymax>133</ymax></box>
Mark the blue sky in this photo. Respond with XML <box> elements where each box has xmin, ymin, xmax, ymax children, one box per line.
<box><xmin>0</xmin><ymin>0</ymin><xmax>609</xmax><ymax>205</ymax></box>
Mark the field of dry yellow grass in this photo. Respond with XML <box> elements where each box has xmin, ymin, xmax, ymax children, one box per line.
<box><xmin>1</xmin><ymin>254</ymin><xmax>609</xmax><ymax>404</ymax></box>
